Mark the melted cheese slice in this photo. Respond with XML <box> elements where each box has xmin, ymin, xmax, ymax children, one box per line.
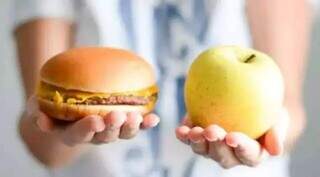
<box><xmin>37</xmin><ymin>81</ymin><xmax>159</xmax><ymax>105</ymax></box>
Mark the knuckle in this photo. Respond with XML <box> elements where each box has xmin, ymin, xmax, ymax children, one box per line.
<box><xmin>192</xmin><ymin>147</ymin><xmax>206</xmax><ymax>155</ymax></box>
<box><xmin>91</xmin><ymin>141</ymin><xmax>105</xmax><ymax>145</ymax></box>
<box><xmin>244</xmin><ymin>160</ymin><xmax>260</xmax><ymax>167</ymax></box>
<box><xmin>219</xmin><ymin>158</ymin><xmax>238</xmax><ymax>169</ymax></box>
<box><xmin>92</xmin><ymin>139</ymin><xmax>109</xmax><ymax>145</ymax></box>
<box><xmin>119</xmin><ymin>133</ymin><xmax>136</xmax><ymax>139</ymax></box>
<box><xmin>213</xmin><ymin>156</ymin><xmax>234</xmax><ymax>169</ymax></box>
<box><xmin>237</xmin><ymin>155</ymin><xmax>262</xmax><ymax>167</ymax></box>
<box><xmin>92</xmin><ymin>137</ymin><xmax>116</xmax><ymax>144</ymax></box>
<box><xmin>104</xmin><ymin>138</ymin><xmax>117</xmax><ymax>143</ymax></box>
<box><xmin>120</xmin><ymin>124</ymin><xmax>139</xmax><ymax>138</ymax></box>
<box><xmin>192</xmin><ymin>148</ymin><xmax>202</xmax><ymax>155</ymax></box>
<box><xmin>93</xmin><ymin>137</ymin><xmax>117</xmax><ymax>144</ymax></box>
<box><xmin>119</xmin><ymin>129</ymin><xmax>138</xmax><ymax>139</ymax></box>
<box><xmin>93</xmin><ymin>131</ymin><xmax>118</xmax><ymax>143</ymax></box>
<box><xmin>247</xmin><ymin>163</ymin><xmax>259</xmax><ymax>168</ymax></box>
<box><xmin>220</xmin><ymin>162</ymin><xmax>235</xmax><ymax>169</ymax></box>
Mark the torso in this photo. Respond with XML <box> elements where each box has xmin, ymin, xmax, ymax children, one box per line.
<box><xmin>52</xmin><ymin>1</ymin><xmax>289</xmax><ymax>177</ymax></box>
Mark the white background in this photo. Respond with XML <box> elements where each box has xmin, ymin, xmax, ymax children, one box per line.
<box><xmin>1</xmin><ymin>0</ymin><xmax>320</xmax><ymax>177</ymax></box>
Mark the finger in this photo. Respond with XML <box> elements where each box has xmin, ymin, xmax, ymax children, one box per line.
<box><xmin>189</xmin><ymin>127</ymin><xmax>208</xmax><ymax>155</ymax></box>
<box><xmin>182</xmin><ymin>116</ymin><xmax>193</xmax><ymax>127</ymax></box>
<box><xmin>119</xmin><ymin>112</ymin><xmax>143</xmax><ymax>139</ymax></box>
<box><xmin>209</xmin><ymin>141</ymin><xmax>241</xmax><ymax>169</ymax></box>
<box><xmin>141</xmin><ymin>113</ymin><xmax>160</xmax><ymax>129</ymax></box>
<box><xmin>263</xmin><ymin>109</ymin><xmax>289</xmax><ymax>155</ymax></box>
<box><xmin>189</xmin><ymin>127</ymin><xmax>205</xmax><ymax>143</ymax></box>
<box><xmin>175</xmin><ymin>125</ymin><xmax>191</xmax><ymax>144</ymax></box>
<box><xmin>60</xmin><ymin>115</ymin><xmax>105</xmax><ymax>146</ymax></box>
<box><xmin>264</xmin><ymin>130</ymin><xmax>282</xmax><ymax>156</ymax></box>
<box><xmin>93</xmin><ymin>111</ymin><xmax>126</xmax><ymax>143</ymax></box>
<box><xmin>36</xmin><ymin>111</ymin><xmax>54</xmax><ymax>133</ymax></box>
<box><xmin>203</xmin><ymin>125</ymin><xmax>226</xmax><ymax>141</ymax></box>
<box><xmin>207</xmin><ymin>127</ymin><xmax>241</xmax><ymax>169</ymax></box>
<box><xmin>225</xmin><ymin>132</ymin><xmax>265</xmax><ymax>167</ymax></box>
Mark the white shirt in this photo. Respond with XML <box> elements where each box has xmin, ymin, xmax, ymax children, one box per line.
<box><xmin>14</xmin><ymin>0</ymin><xmax>289</xmax><ymax>177</ymax></box>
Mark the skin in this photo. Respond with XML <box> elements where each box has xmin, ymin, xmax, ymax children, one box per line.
<box><xmin>176</xmin><ymin>0</ymin><xmax>310</xmax><ymax>168</ymax></box>
<box><xmin>17</xmin><ymin>0</ymin><xmax>310</xmax><ymax>170</ymax></box>
<box><xmin>16</xmin><ymin>19</ymin><xmax>159</xmax><ymax>168</ymax></box>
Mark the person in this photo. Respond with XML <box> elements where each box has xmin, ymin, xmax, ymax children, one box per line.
<box><xmin>14</xmin><ymin>0</ymin><xmax>310</xmax><ymax>177</ymax></box>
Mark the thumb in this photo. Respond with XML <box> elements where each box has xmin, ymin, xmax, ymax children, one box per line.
<box><xmin>264</xmin><ymin>108</ymin><xmax>289</xmax><ymax>155</ymax></box>
<box><xmin>36</xmin><ymin>111</ymin><xmax>54</xmax><ymax>133</ymax></box>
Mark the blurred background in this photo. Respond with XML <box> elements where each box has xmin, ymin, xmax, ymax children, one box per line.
<box><xmin>1</xmin><ymin>0</ymin><xmax>320</xmax><ymax>177</ymax></box>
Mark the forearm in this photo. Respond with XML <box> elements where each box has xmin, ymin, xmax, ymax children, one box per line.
<box><xmin>15</xmin><ymin>19</ymin><xmax>87</xmax><ymax>168</ymax></box>
<box><xmin>15</xmin><ymin>18</ymin><xmax>73</xmax><ymax>98</ymax></box>
<box><xmin>246</xmin><ymin>0</ymin><xmax>311</xmax><ymax>151</ymax></box>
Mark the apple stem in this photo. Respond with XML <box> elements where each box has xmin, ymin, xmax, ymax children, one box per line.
<box><xmin>245</xmin><ymin>54</ymin><xmax>256</xmax><ymax>63</ymax></box>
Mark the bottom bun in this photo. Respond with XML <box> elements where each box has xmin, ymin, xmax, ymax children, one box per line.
<box><xmin>38</xmin><ymin>98</ymin><xmax>153</xmax><ymax>121</ymax></box>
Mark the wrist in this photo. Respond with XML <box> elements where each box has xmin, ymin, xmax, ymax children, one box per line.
<box><xmin>283</xmin><ymin>104</ymin><xmax>306</xmax><ymax>153</ymax></box>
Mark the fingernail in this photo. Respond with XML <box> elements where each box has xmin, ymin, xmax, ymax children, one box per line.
<box><xmin>96</xmin><ymin>124</ymin><xmax>105</xmax><ymax>132</ymax></box>
<box><xmin>208</xmin><ymin>137</ymin><xmax>218</xmax><ymax>142</ymax></box>
<box><xmin>143</xmin><ymin>117</ymin><xmax>159</xmax><ymax>128</ymax></box>
<box><xmin>226</xmin><ymin>137</ymin><xmax>238</xmax><ymax>148</ymax></box>
<box><xmin>204</xmin><ymin>133</ymin><xmax>217</xmax><ymax>141</ymax></box>
<box><xmin>189</xmin><ymin>135</ymin><xmax>204</xmax><ymax>143</ymax></box>
<box><xmin>36</xmin><ymin>117</ymin><xmax>47</xmax><ymax>132</ymax></box>
<box><xmin>227</xmin><ymin>142</ymin><xmax>238</xmax><ymax>148</ymax></box>
<box><xmin>106</xmin><ymin>113</ymin><xmax>125</xmax><ymax>129</ymax></box>
<box><xmin>203</xmin><ymin>133</ymin><xmax>217</xmax><ymax>142</ymax></box>
<box><xmin>150</xmin><ymin>118</ymin><xmax>160</xmax><ymax>127</ymax></box>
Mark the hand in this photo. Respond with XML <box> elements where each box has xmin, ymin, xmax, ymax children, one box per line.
<box><xmin>175</xmin><ymin>108</ymin><xmax>289</xmax><ymax>169</ymax></box>
<box><xmin>26</xmin><ymin>96</ymin><xmax>160</xmax><ymax>146</ymax></box>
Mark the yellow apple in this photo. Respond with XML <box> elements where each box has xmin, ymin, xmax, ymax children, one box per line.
<box><xmin>185</xmin><ymin>46</ymin><xmax>284</xmax><ymax>139</ymax></box>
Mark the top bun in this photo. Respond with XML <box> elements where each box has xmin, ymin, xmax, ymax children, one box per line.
<box><xmin>40</xmin><ymin>47</ymin><xmax>156</xmax><ymax>93</ymax></box>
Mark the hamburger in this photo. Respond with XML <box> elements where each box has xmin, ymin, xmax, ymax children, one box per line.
<box><xmin>37</xmin><ymin>47</ymin><xmax>158</xmax><ymax>121</ymax></box>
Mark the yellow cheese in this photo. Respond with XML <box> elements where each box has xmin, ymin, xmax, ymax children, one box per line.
<box><xmin>37</xmin><ymin>81</ymin><xmax>159</xmax><ymax>105</ymax></box>
<box><xmin>66</xmin><ymin>98</ymin><xmax>78</xmax><ymax>104</ymax></box>
<box><xmin>52</xmin><ymin>91</ymin><xmax>63</xmax><ymax>104</ymax></box>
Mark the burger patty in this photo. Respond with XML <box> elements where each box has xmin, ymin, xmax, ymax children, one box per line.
<box><xmin>80</xmin><ymin>95</ymin><xmax>152</xmax><ymax>105</ymax></box>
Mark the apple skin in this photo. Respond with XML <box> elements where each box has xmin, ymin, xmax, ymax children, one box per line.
<box><xmin>184</xmin><ymin>46</ymin><xmax>284</xmax><ymax>139</ymax></box>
